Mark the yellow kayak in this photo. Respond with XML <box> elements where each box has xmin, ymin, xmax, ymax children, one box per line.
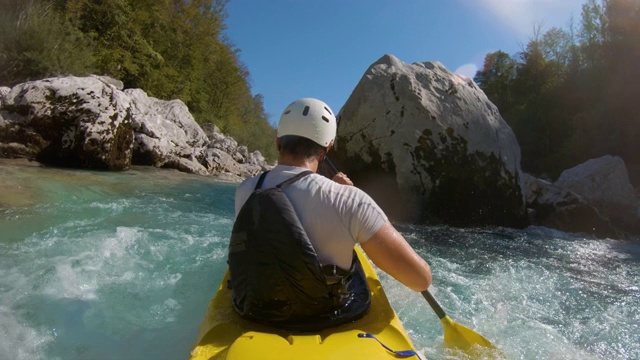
<box><xmin>189</xmin><ymin>246</ymin><xmax>420</xmax><ymax>360</ymax></box>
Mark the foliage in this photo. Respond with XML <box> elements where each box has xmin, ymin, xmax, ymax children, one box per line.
<box><xmin>1</xmin><ymin>0</ymin><xmax>277</xmax><ymax>162</ymax></box>
<box><xmin>474</xmin><ymin>50</ymin><xmax>516</xmax><ymax>114</ymax></box>
<box><xmin>0</xmin><ymin>0</ymin><xmax>96</xmax><ymax>85</ymax></box>
<box><xmin>475</xmin><ymin>0</ymin><xmax>640</xmax><ymax>183</ymax></box>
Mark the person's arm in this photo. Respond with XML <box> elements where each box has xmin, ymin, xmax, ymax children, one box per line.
<box><xmin>360</xmin><ymin>222</ymin><xmax>432</xmax><ymax>292</ymax></box>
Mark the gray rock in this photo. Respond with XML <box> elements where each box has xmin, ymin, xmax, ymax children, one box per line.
<box><xmin>234</xmin><ymin>145</ymin><xmax>248</xmax><ymax>163</ymax></box>
<box><xmin>162</xmin><ymin>156</ymin><xmax>209</xmax><ymax>176</ymax></box>
<box><xmin>247</xmin><ymin>150</ymin><xmax>269</xmax><ymax>170</ymax></box>
<box><xmin>334</xmin><ymin>54</ymin><xmax>526</xmax><ymax>226</ymax></box>
<box><xmin>125</xmin><ymin>88</ymin><xmax>208</xmax><ymax>168</ymax></box>
<box><xmin>202</xmin><ymin>148</ymin><xmax>263</xmax><ymax>178</ymax></box>
<box><xmin>202</xmin><ymin>148</ymin><xmax>244</xmax><ymax>175</ymax></box>
<box><xmin>0</xmin><ymin>75</ymin><xmax>278</xmax><ymax>180</ymax></box>
<box><xmin>523</xmin><ymin>173</ymin><xmax>621</xmax><ymax>238</ymax></box>
<box><xmin>202</xmin><ymin>123</ymin><xmax>239</xmax><ymax>154</ymax></box>
<box><xmin>200</xmin><ymin>122</ymin><xmax>220</xmax><ymax>138</ymax></box>
<box><xmin>0</xmin><ymin>142</ymin><xmax>32</xmax><ymax>159</ymax></box>
<box><xmin>200</xmin><ymin>122</ymin><xmax>272</xmax><ymax>175</ymax></box>
<box><xmin>90</xmin><ymin>75</ymin><xmax>124</xmax><ymax>90</ymax></box>
<box><xmin>555</xmin><ymin>155</ymin><xmax>639</xmax><ymax>234</ymax></box>
<box><xmin>0</xmin><ymin>87</ymin><xmax>9</xmax><ymax>106</ymax></box>
<box><xmin>0</xmin><ymin>76</ymin><xmax>133</xmax><ymax>170</ymax></box>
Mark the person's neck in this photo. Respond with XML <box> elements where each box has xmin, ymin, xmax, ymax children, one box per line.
<box><xmin>277</xmin><ymin>153</ymin><xmax>319</xmax><ymax>173</ymax></box>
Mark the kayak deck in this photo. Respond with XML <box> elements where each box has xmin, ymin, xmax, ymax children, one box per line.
<box><xmin>190</xmin><ymin>246</ymin><xmax>418</xmax><ymax>360</ymax></box>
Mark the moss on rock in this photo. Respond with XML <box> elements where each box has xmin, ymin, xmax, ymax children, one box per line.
<box><xmin>412</xmin><ymin>127</ymin><xmax>526</xmax><ymax>227</ymax></box>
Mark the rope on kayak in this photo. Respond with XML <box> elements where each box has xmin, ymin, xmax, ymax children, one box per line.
<box><xmin>357</xmin><ymin>333</ymin><xmax>422</xmax><ymax>359</ymax></box>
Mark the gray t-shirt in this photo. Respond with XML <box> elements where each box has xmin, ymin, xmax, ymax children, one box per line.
<box><xmin>234</xmin><ymin>165</ymin><xmax>388</xmax><ymax>270</ymax></box>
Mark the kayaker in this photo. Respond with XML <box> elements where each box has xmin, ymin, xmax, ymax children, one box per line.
<box><xmin>231</xmin><ymin>98</ymin><xmax>432</xmax><ymax>329</ymax></box>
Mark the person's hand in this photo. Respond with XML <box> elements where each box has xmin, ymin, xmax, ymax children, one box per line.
<box><xmin>332</xmin><ymin>172</ymin><xmax>353</xmax><ymax>186</ymax></box>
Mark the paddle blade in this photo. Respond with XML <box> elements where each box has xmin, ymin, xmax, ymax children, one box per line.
<box><xmin>441</xmin><ymin>315</ymin><xmax>496</xmax><ymax>350</ymax></box>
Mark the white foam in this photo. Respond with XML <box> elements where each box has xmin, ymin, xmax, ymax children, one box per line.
<box><xmin>88</xmin><ymin>200</ymin><xmax>126</xmax><ymax>212</ymax></box>
<box><xmin>149</xmin><ymin>298</ymin><xmax>182</xmax><ymax>324</ymax></box>
<box><xmin>0</xmin><ymin>307</ymin><xmax>52</xmax><ymax>360</ymax></box>
<box><xmin>54</xmin><ymin>261</ymin><xmax>98</xmax><ymax>300</ymax></box>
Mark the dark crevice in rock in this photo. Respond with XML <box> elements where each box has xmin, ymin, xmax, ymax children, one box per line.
<box><xmin>413</xmin><ymin>127</ymin><xmax>527</xmax><ymax>227</ymax></box>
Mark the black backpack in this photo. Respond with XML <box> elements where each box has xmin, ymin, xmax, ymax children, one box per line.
<box><xmin>228</xmin><ymin>170</ymin><xmax>371</xmax><ymax>331</ymax></box>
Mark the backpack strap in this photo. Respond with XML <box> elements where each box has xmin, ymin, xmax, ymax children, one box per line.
<box><xmin>276</xmin><ymin>170</ymin><xmax>313</xmax><ymax>189</ymax></box>
<box><xmin>321</xmin><ymin>250</ymin><xmax>358</xmax><ymax>282</ymax></box>
<box><xmin>253</xmin><ymin>170</ymin><xmax>313</xmax><ymax>191</ymax></box>
<box><xmin>254</xmin><ymin>171</ymin><xmax>269</xmax><ymax>190</ymax></box>
<box><xmin>321</xmin><ymin>263</ymin><xmax>354</xmax><ymax>278</ymax></box>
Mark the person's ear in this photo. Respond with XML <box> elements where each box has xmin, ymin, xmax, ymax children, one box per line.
<box><xmin>326</xmin><ymin>140</ymin><xmax>334</xmax><ymax>153</ymax></box>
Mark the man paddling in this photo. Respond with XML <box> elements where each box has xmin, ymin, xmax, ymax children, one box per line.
<box><xmin>229</xmin><ymin>98</ymin><xmax>432</xmax><ymax>330</ymax></box>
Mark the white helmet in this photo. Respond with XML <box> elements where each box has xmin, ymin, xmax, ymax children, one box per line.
<box><xmin>277</xmin><ymin>98</ymin><xmax>337</xmax><ymax>147</ymax></box>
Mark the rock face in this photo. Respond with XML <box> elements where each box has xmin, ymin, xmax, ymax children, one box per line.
<box><xmin>0</xmin><ymin>87</ymin><xmax>9</xmax><ymax>104</ymax></box>
<box><xmin>126</xmin><ymin>88</ymin><xmax>209</xmax><ymax>174</ymax></box>
<box><xmin>556</xmin><ymin>156</ymin><xmax>637</xmax><ymax>218</ymax></box>
<box><xmin>524</xmin><ymin>156</ymin><xmax>639</xmax><ymax>238</ymax></box>
<box><xmin>0</xmin><ymin>76</ymin><xmax>133</xmax><ymax>170</ymax></box>
<box><xmin>333</xmin><ymin>54</ymin><xmax>526</xmax><ymax>226</ymax></box>
<box><xmin>0</xmin><ymin>75</ymin><xmax>271</xmax><ymax>178</ymax></box>
<box><xmin>558</xmin><ymin>156</ymin><xmax>638</xmax><ymax>234</ymax></box>
<box><xmin>201</xmin><ymin>123</ymin><xmax>270</xmax><ymax>179</ymax></box>
<box><xmin>523</xmin><ymin>173</ymin><xmax>620</xmax><ymax>238</ymax></box>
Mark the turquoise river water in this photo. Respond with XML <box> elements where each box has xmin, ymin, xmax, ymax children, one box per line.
<box><xmin>0</xmin><ymin>159</ymin><xmax>638</xmax><ymax>360</ymax></box>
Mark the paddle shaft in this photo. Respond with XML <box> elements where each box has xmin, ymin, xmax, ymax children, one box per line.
<box><xmin>421</xmin><ymin>290</ymin><xmax>447</xmax><ymax>320</ymax></box>
<box><xmin>322</xmin><ymin>156</ymin><xmax>339</xmax><ymax>177</ymax></box>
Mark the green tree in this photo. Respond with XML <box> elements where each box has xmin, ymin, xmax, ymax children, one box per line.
<box><xmin>63</xmin><ymin>0</ymin><xmax>164</xmax><ymax>88</ymax></box>
<box><xmin>507</xmin><ymin>26</ymin><xmax>574</xmax><ymax>176</ymax></box>
<box><xmin>0</xmin><ymin>0</ymin><xmax>95</xmax><ymax>86</ymax></box>
<box><xmin>602</xmin><ymin>0</ymin><xmax>640</xmax><ymax>166</ymax></box>
<box><xmin>228</xmin><ymin>94</ymin><xmax>278</xmax><ymax>161</ymax></box>
<box><xmin>474</xmin><ymin>51</ymin><xmax>516</xmax><ymax>114</ymax></box>
<box><xmin>579</xmin><ymin>0</ymin><xmax>608</xmax><ymax>70</ymax></box>
<box><xmin>540</xmin><ymin>27</ymin><xmax>574</xmax><ymax>66</ymax></box>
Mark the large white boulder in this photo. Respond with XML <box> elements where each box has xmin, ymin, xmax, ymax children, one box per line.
<box><xmin>0</xmin><ymin>76</ymin><xmax>133</xmax><ymax>169</ymax></box>
<box><xmin>334</xmin><ymin>54</ymin><xmax>526</xmax><ymax>226</ymax></box>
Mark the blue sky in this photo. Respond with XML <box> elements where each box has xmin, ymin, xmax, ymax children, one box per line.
<box><xmin>225</xmin><ymin>0</ymin><xmax>586</xmax><ymax>126</ymax></box>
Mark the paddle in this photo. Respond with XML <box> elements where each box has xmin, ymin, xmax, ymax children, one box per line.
<box><xmin>320</xmin><ymin>155</ymin><xmax>340</xmax><ymax>178</ymax></box>
<box><xmin>323</xmin><ymin>156</ymin><xmax>498</xmax><ymax>353</ymax></box>
<box><xmin>422</xmin><ymin>290</ymin><xmax>497</xmax><ymax>352</ymax></box>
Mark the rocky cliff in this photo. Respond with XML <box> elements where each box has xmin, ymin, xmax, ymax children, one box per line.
<box><xmin>0</xmin><ymin>75</ymin><xmax>271</xmax><ymax>182</ymax></box>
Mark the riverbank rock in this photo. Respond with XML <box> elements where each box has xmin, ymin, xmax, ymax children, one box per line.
<box><xmin>126</xmin><ymin>88</ymin><xmax>208</xmax><ymax>172</ymax></box>
<box><xmin>0</xmin><ymin>76</ymin><xmax>133</xmax><ymax>170</ymax></box>
<box><xmin>524</xmin><ymin>156</ymin><xmax>640</xmax><ymax>238</ymax></box>
<box><xmin>0</xmin><ymin>87</ymin><xmax>9</xmax><ymax>105</ymax></box>
<box><xmin>523</xmin><ymin>173</ymin><xmax>621</xmax><ymax>238</ymax></box>
<box><xmin>556</xmin><ymin>156</ymin><xmax>639</xmax><ymax>234</ymax></box>
<box><xmin>0</xmin><ymin>75</ymin><xmax>271</xmax><ymax>179</ymax></box>
<box><xmin>333</xmin><ymin>54</ymin><xmax>526</xmax><ymax>226</ymax></box>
